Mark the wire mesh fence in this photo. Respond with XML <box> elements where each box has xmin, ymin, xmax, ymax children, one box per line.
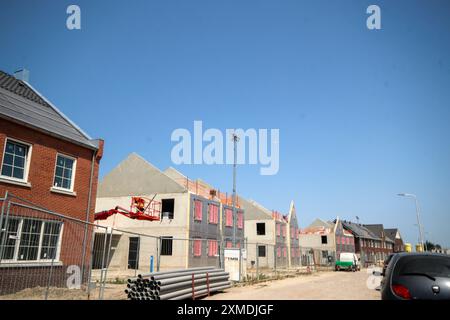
<box><xmin>0</xmin><ymin>193</ymin><xmax>341</xmax><ymax>300</ymax></box>
<box><xmin>0</xmin><ymin>194</ymin><xmax>104</xmax><ymax>299</ymax></box>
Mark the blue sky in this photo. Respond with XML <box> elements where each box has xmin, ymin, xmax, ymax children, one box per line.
<box><xmin>1</xmin><ymin>0</ymin><xmax>449</xmax><ymax>247</ymax></box>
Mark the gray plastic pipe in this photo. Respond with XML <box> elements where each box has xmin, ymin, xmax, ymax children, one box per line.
<box><xmin>156</xmin><ymin>271</ymin><xmax>228</xmax><ymax>285</ymax></box>
<box><xmin>157</xmin><ymin>281</ymin><xmax>231</xmax><ymax>300</ymax></box>
<box><xmin>169</xmin><ymin>284</ymin><xmax>232</xmax><ymax>300</ymax></box>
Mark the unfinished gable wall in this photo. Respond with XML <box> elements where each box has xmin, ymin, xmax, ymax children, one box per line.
<box><xmin>95</xmin><ymin>192</ymin><xmax>190</xmax><ymax>271</ymax></box>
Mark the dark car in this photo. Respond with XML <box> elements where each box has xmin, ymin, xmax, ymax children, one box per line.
<box><xmin>379</xmin><ymin>253</ymin><xmax>396</xmax><ymax>288</ymax></box>
<box><xmin>381</xmin><ymin>252</ymin><xmax>450</xmax><ymax>300</ymax></box>
<box><xmin>383</xmin><ymin>253</ymin><xmax>396</xmax><ymax>275</ymax></box>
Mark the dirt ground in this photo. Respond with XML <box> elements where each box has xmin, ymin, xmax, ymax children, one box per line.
<box><xmin>0</xmin><ymin>270</ymin><xmax>381</xmax><ymax>300</ymax></box>
<box><xmin>0</xmin><ymin>284</ymin><xmax>127</xmax><ymax>300</ymax></box>
<box><xmin>206</xmin><ymin>269</ymin><xmax>381</xmax><ymax>300</ymax></box>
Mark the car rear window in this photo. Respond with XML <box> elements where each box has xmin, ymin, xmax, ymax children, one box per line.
<box><xmin>394</xmin><ymin>255</ymin><xmax>450</xmax><ymax>278</ymax></box>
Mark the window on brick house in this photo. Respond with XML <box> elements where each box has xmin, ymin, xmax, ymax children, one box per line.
<box><xmin>53</xmin><ymin>154</ymin><xmax>76</xmax><ymax>191</ymax></box>
<box><xmin>0</xmin><ymin>217</ymin><xmax>62</xmax><ymax>262</ymax></box>
<box><xmin>161</xmin><ymin>199</ymin><xmax>175</xmax><ymax>219</ymax></box>
<box><xmin>256</xmin><ymin>223</ymin><xmax>265</xmax><ymax>235</ymax></box>
<box><xmin>1</xmin><ymin>139</ymin><xmax>31</xmax><ymax>182</ymax></box>
<box><xmin>321</xmin><ymin>235</ymin><xmax>328</xmax><ymax>244</ymax></box>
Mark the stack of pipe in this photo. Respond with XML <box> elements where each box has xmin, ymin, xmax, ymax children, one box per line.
<box><xmin>125</xmin><ymin>266</ymin><xmax>231</xmax><ymax>300</ymax></box>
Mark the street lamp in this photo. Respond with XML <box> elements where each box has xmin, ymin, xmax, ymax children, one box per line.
<box><xmin>397</xmin><ymin>193</ymin><xmax>426</xmax><ymax>251</ymax></box>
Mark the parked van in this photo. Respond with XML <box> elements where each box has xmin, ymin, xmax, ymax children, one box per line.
<box><xmin>335</xmin><ymin>252</ymin><xmax>360</xmax><ymax>271</ymax></box>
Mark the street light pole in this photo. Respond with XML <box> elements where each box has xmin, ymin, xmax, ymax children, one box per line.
<box><xmin>231</xmin><ymin>133</ymin><xmax>239</xmax><ymax>247</ymax></box>
<box><xmin>397</xmin><ymin>193</ymin><xmax>426</xmax><ymax>251</ymax></box>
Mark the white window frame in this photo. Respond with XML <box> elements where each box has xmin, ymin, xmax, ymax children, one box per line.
<box><xmin>0</xmin><ymin>217</ymin><xmax>63</xmax><ymax>264</ymax></box>
<box><xmin>52</xmin><ymin>153</ymin><xmax>77</xmax><ymax>192</ymax></box>
<box><xmin>0</xmin><ymin>137</ymin><xmax>33</xmax><ymax>183</ymax></box>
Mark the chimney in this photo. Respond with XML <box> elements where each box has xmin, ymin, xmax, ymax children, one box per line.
<box><xmin>13</xmin><ymin>69</ymin><xmax>30</xmax><ymax>83</ymax></box>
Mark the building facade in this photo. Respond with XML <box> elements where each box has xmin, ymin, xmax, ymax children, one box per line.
<box><xmin>341</xmin><ymin>221</ymin><xmax>389</xmax><ymax>266</ymax></box>
<box><xmin>242</xmin><ymin>199</ymin><xmax>299</xmax><ymax>269</ymax></box>
<box><xmin>385</xmin><ymin>228</ymin><xmax>405</xmax><ymax>253</ymax></box>
<box><xmin>0</xmin><ymin>70</ymin><xmax>104</xmax><ymax>293</ymax></box>
<box><xmin>94</xmin><ymin>153</ymin><xmax>244</xmax><ymax>272</ymax></box>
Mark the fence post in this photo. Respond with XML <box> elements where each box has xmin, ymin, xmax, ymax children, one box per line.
<box><xmin>273</xmin><ymin>245</ymin><xmax>277</xmax><ymax>275</ymax></box>
<box><xmin>255</xmin><ymin>243</ymin><xmax>259</xmax><ymax>281</ymax></box>
<box><xmin>156</xmin><ymin>236</ymin><xmax>161</xmax><ymax>272</ymax></box>
<box><xmin>135</xmin><ymin>235</ymin><xmax>141</xmax><ymax>277</ymax></box>
<box><xmin>0</xmin><ymin>201</ymin><xmax>12</xmax><ymax>266</ymax></box>
<box><xmin>239</xmin><ymin>246</ymin><xmax>242</xmax><ymax>282</ymax></box>
<box><xmin>44</xmin><ymin>254</ymin><xmax>56</xmax><ymax>300</ymax></box>
<box><xmin>100</xmin><ymin>227</ymin><xmax>113</xmax><ymax>300</ymax></box>
<box><xmin>98</xmin><ymin>227</ymin><xmax>111</xmax><ymax>300</ymax></box>
<box><xmin>86</xmin><ymin>225</ymin><xmax>97</xmax><ymax>299</ymax></box>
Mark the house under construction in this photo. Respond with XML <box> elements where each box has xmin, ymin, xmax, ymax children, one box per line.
<box><xmin>94</xmin><ymin>153</ymin><xmax>245</xmax><ymax>272</ymax></box>
<box><xmin>240</xmin><ymin>198</ymin><xmax>300</xmax><ymax>269</ymax></box>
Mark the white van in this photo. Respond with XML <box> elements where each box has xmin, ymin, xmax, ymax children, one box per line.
<box><xmin>335</xmin><ymin>252</ymin><xmax>361</xmax><ymax>271</ymax></box>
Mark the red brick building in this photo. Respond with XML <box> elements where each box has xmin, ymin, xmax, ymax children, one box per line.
<box><xmin>0</xmin><ymin>70</ymin><xmax>104</xmax><ymax>293</ymax></box>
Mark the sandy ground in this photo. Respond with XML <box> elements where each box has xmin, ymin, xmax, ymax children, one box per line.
<box><xmin>0</xmin><ymin>284</ymin><xmax>127</xmax><ymax>300</ymax></box>
<box><xmin>1</xmin><ymin>270</ymin><xmax>381</xmax><ymax>300</ymax></box>
<box><xmin>206</xmin><ymin>269</ymin><xmax>381</xmax><ymax>300</ymax></box>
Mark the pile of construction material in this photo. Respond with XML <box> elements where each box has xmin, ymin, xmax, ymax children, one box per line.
<box><xmin>125</xmin><ymin>266</ymin><xmax>231</xmax><ymax>300</ymax></box>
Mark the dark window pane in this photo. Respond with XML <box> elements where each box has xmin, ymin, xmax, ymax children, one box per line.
<box><xmin>63</xmin><ymin>168</ymin><xmax>72</xmax><ymax>179</ymax></box>
<box><xmin>161</xmin><ymin>237</ymin><xmax>173</xmax><ymax>256</ymax></box>
<box><xmin>62</xmin><ymin>178</ymin><xmax>70</xmax><ymax>189</ymax></box>
<box><xmin>40</xmin><ymin>247</ymin><xmax>57</xmax><ymax>260</ymax></box>
<box><xmin>65</xmin><ymin>158</ymin><xmax>74</xmax><ymax>169</ymax></box>
<box><xmin>55</xmin><ymin>166</ymin><xmax>63</xmax><ymax>177</ymax></box>
<box><xmin>5</xmin><ymin>142</ymin><xmax>14</xmax><ymax>153</ymax></box>
<box><xmin>14</xmin><ymin>156</ymin><xmax>25</xmax><ymax>168</ymax></box>
<box><xmin>57</xmin><ymin>156</ymin><xmax>65</xmax><ymax>166</ymax></box>
<box><xmin>53</xmin><ymin>176</ymin><xmax>63</xmax><ymax>188</ymax></box>
<box><xmin>3</xmin><ymin>153</ymin><xmax>13</xmax><ymax>165</ymax></box>
<box><xmin>256</xmin><ymin>223</ymin><xmax>266</xmax><ymax>235</ymax></box>
<box><xmin>12</xmin><ymin>168</ymin><xmax>24</xmax><ymax>179</ymax></box>
<box><xmin>1</xmin><ymin>164</ymin><xmax>12</xmax><ymax>177</ymax></box>
<box><xmin>15</xmin><ymin>145</ymin><xmax>26</xmax><ymax>157</ymax></box>
<box><xmin>395</xmin><ymin>256</ymin><xmax>450</xmax><ymax>278</ymax></box>
<box><xmin>258</xmin><ymin>245</ymin><xmax>266</xmax><ymax>257</ymax></box>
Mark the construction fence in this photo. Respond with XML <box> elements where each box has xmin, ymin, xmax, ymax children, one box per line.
<box><xmin>244</xmin><ymin>242</ymin><xmax>336</xmax><ymax>280</ymax></box>
<box><xmin>0</xmin><ymin>193</ymin><xmax>336</xmax><ymax>300</ymax></box>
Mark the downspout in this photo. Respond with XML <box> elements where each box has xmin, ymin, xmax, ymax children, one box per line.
<box><xmin>81</xmin><ymin>149</ymin><xmax>97</xmax><ymax>283</ymax></box>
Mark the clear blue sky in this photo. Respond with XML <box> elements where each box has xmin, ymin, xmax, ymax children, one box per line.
<box><xmin>1</xmin><ymin>0</ymin><xmax>449</xmax><ymax>247</ymax></box>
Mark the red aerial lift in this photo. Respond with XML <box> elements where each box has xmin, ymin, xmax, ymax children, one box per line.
<box><xmin>94</xmin><ymin>196</ymin><xmax>161</xmax><ymax>221</ymax></box>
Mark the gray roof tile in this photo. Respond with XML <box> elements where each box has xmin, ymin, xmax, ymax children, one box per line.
<box><xmin>0</xmin><ymin>70</ymin><xmax>98</xmax><ymax>150</ymax></box>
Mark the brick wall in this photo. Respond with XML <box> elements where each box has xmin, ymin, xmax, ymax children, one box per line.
<box><xmin>0</xmin><ymin>118</ymin><xmax>103</xmax><ymax>219</ymax></box>
<box><xmin>0</xmin><ymin>118</ymin><xmax>103</xmax><ymax>293</ymax></box>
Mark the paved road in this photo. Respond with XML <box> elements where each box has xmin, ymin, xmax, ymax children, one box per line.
<box><xmin>207</xmin><ymin>270</ymin><xmax>381</xmax><ymax>300</ymax></box>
